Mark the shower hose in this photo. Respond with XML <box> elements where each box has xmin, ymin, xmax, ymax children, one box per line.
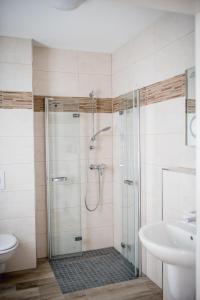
<box><xmin>84</xmin><ymin>145</ymin><xmax>104</xmax><ymax>212</ymax></box>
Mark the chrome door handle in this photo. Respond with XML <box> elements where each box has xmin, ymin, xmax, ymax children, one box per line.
<box><xmin>124</xmin><ymin>179</ymin><xmax>134</xmax><ymax>185</ymax></box>
<box><xmin>51</xmin><ymin>177</ymin><xmax>68</xmax><ymax>182</ymax></box>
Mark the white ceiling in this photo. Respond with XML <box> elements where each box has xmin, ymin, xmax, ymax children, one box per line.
<box><xmin>129</xmin><ymin>0</ymin><xmax>197</xmax><ymax>15</ymax></box>
<box><xmin>0</xmin><ymin>0</ymin><xmax>164</xmax><ymax>53</ymax></box>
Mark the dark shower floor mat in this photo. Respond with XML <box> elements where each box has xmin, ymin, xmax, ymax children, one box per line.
<box><xmin>50</xmin><ymin>247</ymin><xmax>135</xmax><ymax>294</ymax></box>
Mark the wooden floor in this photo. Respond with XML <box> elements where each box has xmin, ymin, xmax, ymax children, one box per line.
<box><xmin>0</xmin><ymin>259</ymin><xmax>163</xmax><ymax>300</ymax></box>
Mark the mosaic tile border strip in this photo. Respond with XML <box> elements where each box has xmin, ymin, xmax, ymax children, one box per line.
<box><xmin>112</xmin><ymin>92</ymin><xmax>134</xmax><ymax>113</ymax></box>
<box><xmin>34</xmin><ymin>96</ymin><xmax>112</xmax><ymax>113</ymax></box>
<box><xmin>1</xmin><ymin>73</ymin><xmax>186</xmax><ymax>111</ymax></box>
<box><xmin>139</xmin><ymin>73</ymin><xmax>186</xmax><ymax>106</ymax></box>
<box><xmin>0</xmin><ymin>91</ymin><xmax>33</xmax><ymax>109</ymax></box>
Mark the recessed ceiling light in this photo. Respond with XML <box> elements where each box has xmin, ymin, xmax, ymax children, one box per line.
<box><xmin>52</xmin><ymin>0</ymin><xmax>86</xmax><ymax>11</ymax></box>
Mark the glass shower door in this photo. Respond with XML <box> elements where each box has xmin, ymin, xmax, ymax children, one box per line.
<box><xmin>45</xmin><ymin>98</ymin><xmax>82</xmax><ymax>259</ymax></box>
<box><xmin>120</xmin><ymin>91</ymin><xmax>140</xmax><ymax>276</ymax></box>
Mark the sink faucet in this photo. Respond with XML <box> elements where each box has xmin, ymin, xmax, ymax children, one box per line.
<box><xmin>182</xmin><ymin>211</ymin><xmax>196</xmax><ymax>223</ymax></box>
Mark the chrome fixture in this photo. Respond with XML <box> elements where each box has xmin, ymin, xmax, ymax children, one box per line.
<box><xmin>90</xmin><ymin>164</ymin><xmax>106</xmax><ymax>175</ymax></box>
<box><xmin>182</xmin><ymin>211</ymin><xmax>196</xmax><ymax>223</ymax></box>
<box><xmin>85</xmin><ymin>161</ymin><xmax>106</xmax><ymax>212</ymax></box>
<box><xmin>88</xmin><ymin>91</ymin><xmax>111</xmax><ymax>150</ymax></box>
<box><xmin>91</xmin><ymin>126</ymin><xmax>111</xmax><ymax>142</ymax></box>
<box><xmin>124</xmin><ymin>179</ymin><xmax>134</xmax><ymax>185</ymax></box>
<box><xmin>51</xmin><ymin>176</ymin><xmax>68</xmax><ymax>182</ymax></box>
<box><xmin>121</xmin><ymin>242</ymin><xmax>126</xmax><ymax>249</ymax></box>
<box><xmin>89</xmin><ymin>90</ymin><xmax>95</xmax><ymax>98</ymax></box>
<box><xmin>89</xmin><ymin>126</ymin><xmax>111</xmax><ymax>150</ymax></box>
<box><xmin>84</xmin><ymin>91</ymin><xmax>111</xmax><ymax>212</ymax></box>
<box><xmin>89</xmin><ymin>144</ymin><xmax>95</xmax><ymax>150</ymax></box>
<box><xmin>90</xmin><ymin>90</ymin><xmax>96</xmax><ymax>146</ymax></box>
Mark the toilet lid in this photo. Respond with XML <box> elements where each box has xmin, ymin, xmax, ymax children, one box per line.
<box><xmin>0</xmin><ymin>234</ymin><xmax>17</xmax><ymax>251</ymax></box>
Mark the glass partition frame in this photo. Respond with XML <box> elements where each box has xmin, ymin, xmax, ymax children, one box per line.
<box><xmin>120</xmin><ymin>90</ymin><xmax>141</xmax><ymax>277</ymax></box>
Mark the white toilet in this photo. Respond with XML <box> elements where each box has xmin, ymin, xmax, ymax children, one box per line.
<box><xmin>0</xmin><ymin>234</ymin><xmax>19</xmax><ymax>273</ymax></box>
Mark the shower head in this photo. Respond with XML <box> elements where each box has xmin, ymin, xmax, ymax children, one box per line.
<box><xmin>102</xmin><ymin>126</ymin><xmax>111</xmax><ymax>132</ymax></box>
<box><xmin>89</xmin><ymin>90</ymin><xmax>95</xmax><ymax>99</ymax></box>
<box><xmin>91</xmin><ymin>126</ymin><xmax>111</xmax><ymax>141</ymax></box>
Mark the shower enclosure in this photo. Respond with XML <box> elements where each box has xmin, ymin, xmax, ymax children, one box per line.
<box><xmin>45</xmin><ymin>93</ymin><xmax>141</xmax><ymax>277</ymax></box>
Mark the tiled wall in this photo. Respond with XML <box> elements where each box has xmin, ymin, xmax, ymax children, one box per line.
<box><xmin>33</xmin><ymin>47</ymin><xmax>111</xmax><ymax>98</ymax></box>
<box><xmin>0</xmin><ymin>37</ymin><xmax>32</xmax><ymax>92</ymax></box>
<box><xmin>112</xmin><ymin>12</ymin><xmax>195</xmax><ymax>288</ymax></box>
<box><xmin>33</xmin><ymin>47</ymin><xmax>113</xmax><ymax>257</ymax></box>
<box><xmin>112</xmin><ymin>13</ymin><xmax>194</xmax><ymax>97</ymax></box>
<box><xmin>0</xmin><ymin>12</ymin><xmax>195</xmax><ymax>279</ymax></box>
<box><xmin>0</xmin><ymin>37</ymin><xmax>36</xmax><ymax>272</ymax></box>
<box><xmin>140</xmin><ymin>95</ymin><xmax>195</xmax><ymax>287</ymax></box>
<box><xmin>80</xmin><ymin>112</ymin><xmax>113</xmax><ymax>251</ymax></box>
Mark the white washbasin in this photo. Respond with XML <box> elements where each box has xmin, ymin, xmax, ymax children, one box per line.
<box><xmin>139</xmin><ymin>221</ymin><xmax>196</xmax><ymax>267</ymax></box>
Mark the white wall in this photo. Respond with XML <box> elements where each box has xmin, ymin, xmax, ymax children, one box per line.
<box><xmin>112</xmin><ymin>13</ymin><xmax>194</xmax><ymax>97</ymax></box>
<box><xmin>141</xmin><ymin>97</ymin><xmax>195</xmax><ymax>287</ymax></box>
<box><xmin>163</xmin><ymin>168</ymin><xmax>195</xmax><ymax>300</ymax></box>
<box><xmin>112</xmin><ymin>12</ymin><xmax>195</xmax><ymax>287</ymax></box>
<box><xmin>0</xmin><ymin>37</ymin><xmax>32</xmax><ymax>91</ymax></box>
<box><xmin>0</xmin><ymin>37</ymin><xmax>36</xmax><ymax>272</ymax></box>
<box><xmin>33</xmin><ymin>47</ymin><xmax>113</xmax><ymax>257</ymax></box>
<box><xmin>195</xmin><ymin>11</ymin><xmax>200</xmax><ymax>300</ymax></box>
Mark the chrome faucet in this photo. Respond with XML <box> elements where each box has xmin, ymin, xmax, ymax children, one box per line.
<box><xmin>182</xmin><ymin>211</ymin><xmax>196</xmax><ymax>223</ymax></box>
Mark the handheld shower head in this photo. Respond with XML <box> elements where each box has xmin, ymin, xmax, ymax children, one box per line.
<box><xmin>89</xmin><ymin>90</ymin><xmax>95</xmax><ymax>98</ymax></box>
<box><xmin>102</xmin><ymin>126</ymin><xmax>111</xmax><ymax>132</ymax></box>
<box><xmin>91</xmin><ymin>126</ymin><xmax>111</xmax><ymax>142</ymax></box>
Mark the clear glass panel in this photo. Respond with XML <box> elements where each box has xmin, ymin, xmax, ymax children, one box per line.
<box><xmin>45</xmin><ymin>98</ymin><xmax>82</xmax><ymax>258</ymax></box>
<box><xmin>120</xmin><ymin>91</ymin><xmax>140</xmax><ymax>276</ymax></box>
<box><xmin>186</xmin><ymin>67</ymin><xmax>196</xmax><ymax>146</ymax></box>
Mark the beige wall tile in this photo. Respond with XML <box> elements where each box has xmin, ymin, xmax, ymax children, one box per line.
<box><xmin>0</xmin><ymin>37</ymin><xmax>32</xmax><ymax>65</ymax></box>
<box><xmin>0</xmin><ymin>62</ymin><xmax>32</xmax><ymax>92</ymax></box>
<box><xmin>78</xmin><ymin>74</ymin><xmax>111</xmax><ymax>98</ymax></box>
<box><xmin>78</xmin><ymin>51</ymin><xmax>111</xmax><ymax>75</ymax></box>
<box><xmin>33</xmin><ymin>70</ymin><xmax>79</xmax><ymax>97</ymax></box>
<box><xmin>33</xmin><ymin>47</ymin><xmax>77</xmax><ymax>73</ymax></box>
<box><xmin>82</xmin><ymin>203</ymin><xmax>113</xmax><ymax>229</ymax></box>
<box><xmin>82</xmin><ymin>226</ymin><xmax>113</xmax><ymax>251</ymax></box>
<box><xmin>36</xmin><ymin>233</ymin><xmax>48</xmax><ymax>258</ymax></box>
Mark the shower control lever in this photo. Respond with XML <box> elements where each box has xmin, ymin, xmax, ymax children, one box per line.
<box><xmin>51</xmin><ymin>177</ymin><xmax>68</xmax><ymax>182</ymax></box>
<box><xmin>89</xmin><ymin>164</ymin><xmax>106</xmax><ymax>170</ymax></box>
<box><xmin>124</xmin><ymin>179</ymin><xmax>134</xmax><ymax>185</ymax></box>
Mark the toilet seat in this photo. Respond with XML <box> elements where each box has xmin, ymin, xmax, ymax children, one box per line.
<box><xmin>0</xmin><ymin>234</ymin><xmax>18</xmax><ymax>254</ymax></box>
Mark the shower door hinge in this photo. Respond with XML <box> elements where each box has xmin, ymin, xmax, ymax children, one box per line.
<box><xmin>121</xmin><ymin>242</ymin><xmax>126</xmax><ymax>248</ymax></box>
<box><xmin>75</xmin><ymin>236</ymin><xmax>82</xmax><ymax>241</ymax></box>
<box><xmin>134</xmin><ymin>98</ymin><xmax>138</xmax><ymax>108</ymax></box>
<box><xmin>136</xmin><ymin>267</ymin><xmax>139</xmax><ymax>277</ymax></box>
<box><xmin>73</xmin><ymin>113</ymin><xmax>80</xmax><ymax>118</ymax></box>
